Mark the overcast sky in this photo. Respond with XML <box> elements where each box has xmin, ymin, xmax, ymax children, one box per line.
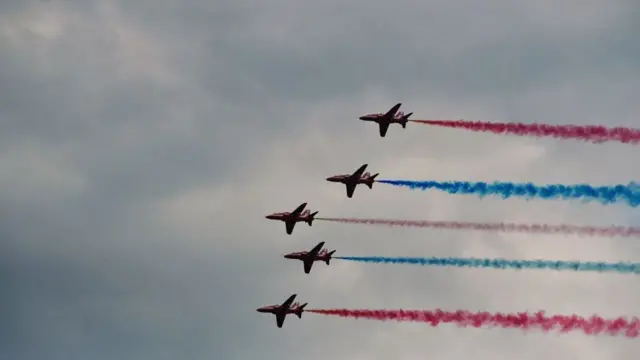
<box><xmin>2</xmin><ymin>1</ymin><xmax>640</xmax><ymax>359</ymax></box>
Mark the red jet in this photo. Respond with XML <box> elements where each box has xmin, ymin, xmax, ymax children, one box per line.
<box><xmin>284</xmin><ymin>241</ymin><xmax>336</xmax><ymax>274</ymax></box>
<box><xmin>326</xmin><ymin>163</ymin><xmax>379</xmax><ymax>198</ymax></box>
<box><xmin>266</xmin><ymin>202</ymin><xmax>318</xmax><ymax>235</ymax></box>
<box><xmin>359</xmin><ymin>103</ymin><xmax>413</xmax><ymax>137</ymax></box>
<box><xmin>256</xmin><ymin>294</ymin><xmax>307</xmax><ymax>328</ymax></box>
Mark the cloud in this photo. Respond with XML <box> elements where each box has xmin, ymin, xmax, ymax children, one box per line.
<box><xmin>2</xmin><ymin>1</ymin><xmax>640</xmax><ymax>359</ymax></box>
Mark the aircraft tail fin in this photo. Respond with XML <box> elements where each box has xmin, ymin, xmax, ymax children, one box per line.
<box><xmin>307</xmin><ymin>212</ymin><xmax>318</xmax><ymax>226</ymax></box>
<box><xmin>366</xmin><ymin>174</ymin><xmax>379</xmax><ymax>189</ymax></box>
<box><xmin>325</xmin><ymin>250</ymin><xmax>336</xmax><ymax>265</ymax></box>
<box><xmin>295</xmin><ymin>303</ymin><xmax>307</xmax><ymax>318</ymax></box>
<box><xmin>400</xmin><ymin>112</ymin><xmax>412</xmax><ymax>128</ymax></box>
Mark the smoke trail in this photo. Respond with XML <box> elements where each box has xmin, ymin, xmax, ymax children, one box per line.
<box><xmin>335</xmin><ymin>256</ymin><xmax>640</xmax><ymax>274</ymax></box>
<box><xmin>411</xmin><ymin>119</ymin><xmax>640</xmax><ymax>144</ymax></box>
<box><xmin>307</xmin><ymin>308</ymin><xmax>640</xmax><ymax>337</ymax></box>
<box><xmin>317</xmin><ymin>217</ymin><xmax>640</xmax><ymax>237</ymax></box>
<box><xmin>376</xmin><ymin>180</ymin><xmax>640</xmax><ymax>207</ymax></box>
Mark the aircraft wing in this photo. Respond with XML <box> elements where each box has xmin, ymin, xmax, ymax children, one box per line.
<box><xmin>276</xmin><ymin>313</ymin><xmax>286</xmax><ymax>328</ymax></box>
<box><xmin>308</xmin><ymin>242</ymin><xmax>325</xmax><ymax>256</ymax></box>
<box><xmin>285</xmin><ymin>221</ymin><xmax>296</xmax><ymax>235</ymax></box>
<box><xmin>290</xmin><ymin>203</ymin><xmax>307</xmax><ymax>217</ymax></box>
<box><xmin>346</xmin><ymin>183</ymin><xmax>357</xmax><ymax>198</ymax></box>
<box><xmin>303</xmin><ymin>260</ymin><xmax>313</xmax><ymax>274</ymax></box>
<box><xmin>281</xmin><ymin>294</ymin><xmax>297</xmax><ymax>309</ymax></box>
<box><xmin>379</xmin><ymin>122</ymin><xmax>390</xmax><ymax>137</ymax></box>
<box><xmin>383</xmin><ymin>103</ymin><xmax>401</xmax><ymax>120</ymax></box>
<box><xmin>303</xmin><ymin>242</ymin><xmax>325</xmax><ymax>273</ymax></box>
<box><xmin>350</xmin><ymin>164</ymin><xmax>368</xmax><ymax>179</ymax></box>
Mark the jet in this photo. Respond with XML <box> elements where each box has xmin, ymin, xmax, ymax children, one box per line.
<box><xmin>326</xmin><ymin>163</ymin><xmax>379</xmax><ymax>198</ymax></box>
<box><xmin>266</xmin><ymin>202</ymin><xmax>318</xmax><ymax>235</ymax></box>
<box><xmin>256</xmin><ymin>294</ymin><xmax>307</xmax><ymax>328</ymax></box>
<box><xmin>359</xmin><ymin>103</ymin><xmax>413</xmax><ymax>137</ymax></box>
<box><xmin>284</xmin><ymin>241</ymin><xmax>336</xmax><ymax>274</ymax></box>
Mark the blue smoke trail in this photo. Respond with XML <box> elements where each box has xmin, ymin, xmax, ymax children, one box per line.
<box><xmin>335</xmin><ymin>256</ymin><xmax>640</xmax><ymax>274</ymax></box>
<box><xmin>376</xmin><ymin>180</ymin><xmax>640</xmax><ymax>207</ymax></box>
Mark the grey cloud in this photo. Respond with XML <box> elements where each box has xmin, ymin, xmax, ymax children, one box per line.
<box><xmin>191</xmin><ymin>1</ymin><xmax>640</xmax><ymax>103</ymax></box>
<box><xmin>0</xmin><ymin>7</ymin><xmax>256</xmax><ymax>206</ymax></box>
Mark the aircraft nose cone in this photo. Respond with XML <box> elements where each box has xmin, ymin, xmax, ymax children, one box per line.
<box><xmin>359</xmin><ymin>116</ymin><xmax>366</xmax><ymax>120</ymax></box>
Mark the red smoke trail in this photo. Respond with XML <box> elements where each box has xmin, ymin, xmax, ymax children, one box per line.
<box><xmin>307</xmin><ymin>309</ymin><xmax>640</xmax><ymax>337</ymax></box>
<box><xmin>410</xmin><ymin>120</ymin><xmax>640</xmax><ymax>144</ymax></box>
<box><xmin>317</xmin><ymin>217</ymin><xmax>640</xmax><ymax>237</ymax></box>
